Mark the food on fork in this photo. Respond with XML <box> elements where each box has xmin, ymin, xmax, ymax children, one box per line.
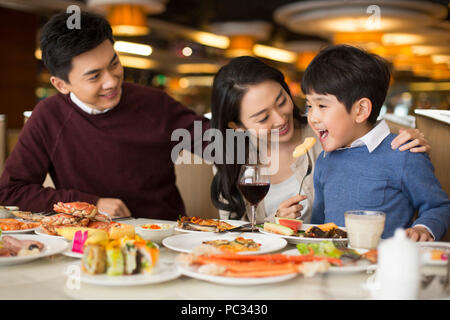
<box><xmin>292</xmin><ymin>137</ymin><xmax>316</xmax><ymax>158</ymax></box>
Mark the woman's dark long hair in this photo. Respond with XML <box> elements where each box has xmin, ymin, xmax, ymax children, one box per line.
<box><xmin>210</xmin><ymin>56</ymin><xmax>304</xmax><ymax>219</ymax></box>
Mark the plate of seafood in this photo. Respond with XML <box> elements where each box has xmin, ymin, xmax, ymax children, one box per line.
<box><xmin>175</xmin><ymin>250</ymin><xmax>335</xmax><ymax>285</ymax></box>
<box><xmin>0</xmin><ymin>218</ymin><xmax>41</xmax><ymax>234</ymax></box>
<box><xmin>33</xmin><ymin>202</ymin><xmax>128</xmax><ymax>239</ymax></box>
<box><xmin>163</xmin><ymin>232</ymin><xmax>287</xmax><ymax>255</ymax></box>
<box><xmin>282</xmin><ymin>241</ymin><xmax>377</xmax><ymax>274</ymax></box>
<box><xmin>259</xmin><ymin>222</ymin><xmax>348</xmax><ymax>245</ymax></box>
<box><xmin>175</xmin><ymin>216</ymin><xmax>249</xmax><ymax>233</ymax></box>
<box><xmin>419</xmin><ymin>242</ymin><xmax>450</xmax><ymax>266</ymax></box>
<box><xmin>0</xmin><ymin>234</ymin><xmax>68</xmax><ymax>265</ymax></box>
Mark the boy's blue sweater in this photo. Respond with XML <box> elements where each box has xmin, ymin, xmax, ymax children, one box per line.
<box><xmin>311</xmin><ymin>133</ymin><xmax>450</xmax><ymax>239</ymax></box>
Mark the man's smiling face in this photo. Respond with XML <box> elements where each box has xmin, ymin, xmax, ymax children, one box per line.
<box><xmin>52</xmin><ymin>39</ymin><xmax>124</xmax><ymax>110</ymax></box>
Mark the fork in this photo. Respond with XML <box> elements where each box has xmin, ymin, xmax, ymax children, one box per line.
<box><xmin>299</xmin><ymin>151</ymin><xmax>312</xmax><ymax>195</ymax></box>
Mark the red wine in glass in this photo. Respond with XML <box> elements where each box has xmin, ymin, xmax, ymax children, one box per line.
<box><xmin>238</xmin><ymin>183</ymin><xmax>270</xmax><ymax>206</ymax></box>
<box><xmin>238</xmin><ymin>165</ymin><xmax>270</xmax><ymax>231</ymax></box>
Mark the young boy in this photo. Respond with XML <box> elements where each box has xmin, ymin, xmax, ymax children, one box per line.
<box><xmin>302</xmin><ymin>44</ymin><xmax>450</xmax><ymax>241</ymax></box>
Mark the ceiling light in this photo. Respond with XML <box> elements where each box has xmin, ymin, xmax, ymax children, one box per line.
<box><xmin>274</xmin><ymin>1</ymin><xmax>447</xmax><ymax>37</ymax></box>
<box><xmin>182</xmin><ymin>47</ymin><xmax>193</xmax><ymax>57</ymax></box>
<box><xmin>114</xmin><ymin>41</ymin><xmax>152</xmax><ymax>56</ymax></box>
<box><xmin>87</xmin><ymin>0</ymin><xmax>167</xmax><ymax>36</ymax></box>
<box><xmin>185</xmin><ymin>31</ymin><xmax>230</xmax><ymax>49</ymax></box>
<box><xmin>176</xmin><ymin>63</ymin><xmax>221</xmax><ymax>74</ymax></box>
<box><xmin>118</xmin><ymin>54</ymin><xmax>157</xmax><ymax>69</ymax></box>
<box><xmin>108</xmin><ymin>4</ymin><xmax>149</xmax><ymax>36</ymax></box>
<box><xmin>253</xmin><ymin>44</ymin><xmax>297</xmax><ymax>64</ymax></box>
<box><xmin>226</xmin><ymin>35</ymin><xmax>255</xmax><ymax>57</ymax></box>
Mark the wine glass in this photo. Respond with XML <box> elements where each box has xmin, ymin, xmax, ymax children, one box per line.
<box><xmin>238</xmin><ymin>164</ymin><xmax>270</xmax><ymax>232</ymax></box>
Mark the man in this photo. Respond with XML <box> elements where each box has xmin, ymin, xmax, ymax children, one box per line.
<box><xmin>0</xmin><ymin>11</ymin><xmax>209</xmax><ymax>220</ymax></box>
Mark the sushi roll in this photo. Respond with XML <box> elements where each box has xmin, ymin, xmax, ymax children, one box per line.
<box><xmin>105</xmin><ymin>240</ymin><xmax>124</xmax><ymax>276</ymax></box>
<box><xmin>119</xmin><ymin>237</ymin><xmax>139</xmax><ymax>275</ymax></box>
<box><xmin>81</xmin><ymin>244</ymin><xmax>106</xmax><ymax>275</ymax></box>
<box><xmin>136</xmin><ymin>240</ymin><xmax>159</xmax><ymax>274</ymax></box>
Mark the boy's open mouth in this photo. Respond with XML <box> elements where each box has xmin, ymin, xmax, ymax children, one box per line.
<box><xmin>319</xmin><ymin>129</ymin><xmax>329</xmax><ymax>141</ymax></box>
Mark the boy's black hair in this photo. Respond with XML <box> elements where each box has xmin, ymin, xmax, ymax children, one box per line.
<box><xmin>301</xmin><ymin>44</ymin><xmax>391</xmax><ymax>125</ymax></box>
<box><xmin>39</xmin><ymin>11</ymin><xmax>114</xmax><ymax>83</ymax></box>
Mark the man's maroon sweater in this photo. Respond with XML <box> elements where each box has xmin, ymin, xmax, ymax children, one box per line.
<box><xmin>0</xmin><ymin>82</ymin><xmax>210</xmax><ymax>220</ymax></box>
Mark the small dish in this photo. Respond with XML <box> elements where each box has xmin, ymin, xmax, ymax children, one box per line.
<box><xmin>136</xmin><ymin>223</ymin><xmax>175</xmax><ymax>244</ymax></box>
<box><xmin>0</xmin><ymin>206</ymin><xmax>19</xmax><ymax>219</ymax></box>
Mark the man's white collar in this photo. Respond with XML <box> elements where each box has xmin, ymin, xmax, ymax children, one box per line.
<box><xmin>70</xmin><ymin>92</ymin><xmax>113</xmax><ymax>115</ymax></box>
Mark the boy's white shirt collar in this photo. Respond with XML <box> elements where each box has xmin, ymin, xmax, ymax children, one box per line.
<box><xmin>70</xmin><ymin>92</ymin><xmax>113</xmax><ymax>114</ymax></box>
<box><xmin>323</xmin><ymin>119</ymin><xmax>390</xmax><ymax>157</ymax></box>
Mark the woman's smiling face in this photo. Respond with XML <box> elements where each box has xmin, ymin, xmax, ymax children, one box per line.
<box><xmin>236</xmin><ymin>80</ymin><xmax>295</xmax><ymax>143</ymax></box>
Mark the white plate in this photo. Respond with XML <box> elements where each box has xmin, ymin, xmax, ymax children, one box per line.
<box><xmin>78</xmin><ymin>259</ymin><xmax>181</xmax><ymax>286</ymax></box>
<box><xmin>1</xmin><ymin>227</ymin><xmax>40</xmax><ymax>234</ymax></box>
<box><xmin>34</xmin><ymin>226</ymin><xmax>66</xmax><ymax>240</ymax></box>
<box><xmin>419</xmin><ymin>242</ymin><xmax>450</xmax><ymax>266</ymax></box>
<box><xmin>0</xmin><ymin>234</ymin><xmax>68</xmax><ymax>266</ymax></box>
<box><xmin>174</xmin><ymin>219</ymin><xmax>248</xmax><ymax>234</ymax></box>
<box><xmin>259</xmin><ymin>224</ymin><xmax>348</xmax><ymax>245</ymax></box>
<box><xmin>162</xmin><ymin>232</ymin><xmax>287</xmax><ymax>255</ymax></box>
<box><xmin>282</xmin><ymin>248</ymin><xmax>375</xmax><ymax>274</ymax></box>
<box><xmin>178</xmin><ymin>264</ymin><xmax>298</xmax><ymax>286</ymax></box>
<box><xmin>62</xmin><ymin>248</ymin><xmax>83</xmax><ymax>259</ymax></box>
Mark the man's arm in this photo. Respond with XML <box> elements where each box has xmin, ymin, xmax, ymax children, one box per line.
<box><xmin>0</xmin><ymin>109</ymin><xmax>99</xmax><ymax>212</ymax></box>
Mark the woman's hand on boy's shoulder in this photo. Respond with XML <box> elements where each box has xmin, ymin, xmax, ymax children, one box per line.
<box><xmin>391</xmin><ymin>128</ymin><xmax>430</xmax><ymax>154</ymax></box>
<box><xmin>405</xmin><ymin>225</ymin><xmax>434</xmax><ymax>242</ymax></box>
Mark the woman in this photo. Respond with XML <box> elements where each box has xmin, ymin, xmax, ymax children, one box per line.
<box><xmin>210</xmin><ymin>56</ymin><xmax>430</xmax><ymax>224</ymax></box>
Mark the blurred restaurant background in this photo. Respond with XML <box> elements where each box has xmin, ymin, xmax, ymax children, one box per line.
<box><xmin>0</xmin><ymin>0</ymin><xmax>449</xmax><ymax>220</ymax></box>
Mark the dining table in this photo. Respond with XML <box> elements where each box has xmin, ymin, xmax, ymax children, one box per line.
<box><xmin>1</xmin><ymin>218</ymin><xmax>449</xmax><ymax>301</ymax></box>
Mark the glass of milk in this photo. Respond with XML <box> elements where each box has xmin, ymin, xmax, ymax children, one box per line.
<box><xmin>344</xmin><ymin>210</ymin><xmax>386</xmax><ymax>249</ymax></box>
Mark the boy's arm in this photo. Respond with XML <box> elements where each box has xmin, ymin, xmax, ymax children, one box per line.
<box><xmin>402</xmin><ymin>152</ymin><xmax>450</xmax><ymax>241</ymax></box>
<box><xmin>0</xmin><ymin>111</ymin><xmax>99</xmax><ymax>212</ymax></box>
<box><xmin>311</xmin><ymin>155</ymin><xmax>325</xmax><ymax>224</ymax></box>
